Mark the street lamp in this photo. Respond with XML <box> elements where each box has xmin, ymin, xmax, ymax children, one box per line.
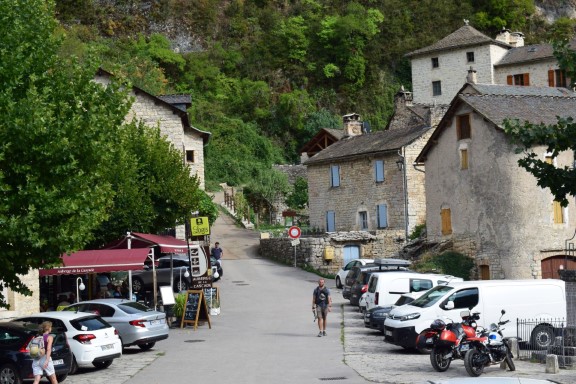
<box><xmin>179</xmin><ymin>269</ymin><xmax>190</xmax><ymax>292</ymax></box>
<box><xmin>76</xmin><ymin>277</ymin><xmax>85</xmax><ymax>303</ymax></box>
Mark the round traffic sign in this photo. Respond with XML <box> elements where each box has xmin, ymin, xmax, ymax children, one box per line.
<box><xmin>288</xmin><ymin>226</ymin><xmax>301</xmax><ymax>239</ymax></box>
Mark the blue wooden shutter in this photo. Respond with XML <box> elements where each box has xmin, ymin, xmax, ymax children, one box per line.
<box><xmin>375</xmin><ymin>160</ymin><xmax>384</xmax><ymax>182</ymax></box>
<box><xmin>330</xmin><ymin>165</ymin><xmax>340</xmax><ymax>187</ymax></box>
<box><xmin>377</xmin><ymin>204</ymin><xmax>388</xmax><ymax>228</ymax></box>
<box><xmin>326</xmin><ymin>211</ymin><xmax>336</xmax><ymax>232</ymax></box>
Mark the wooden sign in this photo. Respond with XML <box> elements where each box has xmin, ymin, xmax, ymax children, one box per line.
<box><xmin>180</xmin><ymin>290</ymin><xmax>211</xmax><ymax>330</ymax></box>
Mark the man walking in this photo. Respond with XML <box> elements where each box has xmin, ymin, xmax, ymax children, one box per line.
<box><xmin>312</xmin><ymin>278</ymin><xmax>332</xmax><ymax>337</ymax></box>
<box><xmin>211</xmin><ymin>242</ymin><xmax>223</xmax><ymax>266</ymax></box>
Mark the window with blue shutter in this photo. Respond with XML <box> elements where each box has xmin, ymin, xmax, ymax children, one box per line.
<box><xmin>377</xmin><ymin>204</ymin><xmax>388</xmax><ymax>228</ymax></box>
<box><xmin>375</xmin><ymin>160</ymin><xmax>384</xmax><ymax>182</ymax></box>
<box><xmin>326</xmin><ymin>211</ymin><xmax>336</xmax><ymax>232</ymax></box>
<box><xmin>330</xmin><ymin>165</ymin><xmax>340</xmax><ymax>187</ymax></box>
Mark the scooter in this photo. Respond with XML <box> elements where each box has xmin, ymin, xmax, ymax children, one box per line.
<box><xmin>463</xmin><ymin>309</ymin><xmax>516</xmax><ymax>377</ymax></box>
<box><xmin>416</xmin><ymin>310</ymin><xmax>481</xmax><ymax>372</ymax></box>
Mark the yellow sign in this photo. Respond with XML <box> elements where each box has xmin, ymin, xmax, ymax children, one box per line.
<box><xmin>191</xmin><ymin>217</ymin><xmax>210</xmax><ymax>236</ymax></box>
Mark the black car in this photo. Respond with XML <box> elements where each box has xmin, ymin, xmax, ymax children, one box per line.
<box><xmin>349</xmin><ymin>270</ymin><xmax>381</xmax><ymax>307</ymax></box>
<box><xmin>0</xmin><ymin>321</ymin><xmax>72</xmax><ymax>383</ymax></box>
<box><xmin>342</xmin><ymin>264</ymin><xmax>376</xmax><ymax>300</ymax></box>
<box><xmin>343</xmin><ymin>259</ymin><xmax>411</xmax><ymax>301</ymax></box>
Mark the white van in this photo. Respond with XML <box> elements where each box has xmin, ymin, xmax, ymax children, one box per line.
<box><xmin>364</xmin><ymin>272</ymin><xmax>463</xmax><ymax>312</ymax></box>
<box><xmin>383</xmin><ymin>279</ymin><xmax>566</xmax><ymax>349</ymax></box>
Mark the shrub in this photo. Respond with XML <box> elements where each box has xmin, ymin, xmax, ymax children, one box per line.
<box><xmin>412</xmin><ymin>251</ymin><xmax>473</xmax><ymax>280</ymax></box>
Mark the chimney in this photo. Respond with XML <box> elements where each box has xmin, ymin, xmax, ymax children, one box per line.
<box><xmin>395</xmin><ymin>85</ymin><xmax>413</xmax><ymax>106</ymax></box>
<box><xmin>343</xmin><ymin>113</ymin><xmax>363</xmax><ymax>137</ymax></box>
<box><xmin>495</xmin><ymin>28</ymin><xmax>524</xmax><ymax>47</ymax></box>
<box><xmin>466</xmin><ymin>66</ymin><xmax>477</xmax><ymax>84</ymax></box>
<box><xmin>495</xmin><ymin>28</ymin><xmax>511</xmax><ymax>44</ymax></box>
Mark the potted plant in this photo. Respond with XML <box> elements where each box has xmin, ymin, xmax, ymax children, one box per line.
<box><xmin>172</xmin><ymin>293</ymin><xmax>187</xmax><ymax>325</ymax></box>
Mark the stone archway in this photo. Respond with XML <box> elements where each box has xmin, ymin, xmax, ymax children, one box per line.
<box><xmin>541</xmin><ymin>255</ymin><xmax>576</xmax><ymax>279</ymax></box>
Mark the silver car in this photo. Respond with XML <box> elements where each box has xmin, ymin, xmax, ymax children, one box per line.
<box><xmin>63</xmin><ymin>299</ymin><xmax>168</xmax><ymax>350</ymax></box>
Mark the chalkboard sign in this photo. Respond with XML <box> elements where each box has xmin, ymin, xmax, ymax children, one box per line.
<box><xmin>180</xmin><ymin>290</ymin><xmax>211</xmax><ymax>330</ymax></box>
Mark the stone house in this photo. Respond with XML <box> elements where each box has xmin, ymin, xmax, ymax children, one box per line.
<box><xmin>415</xmin><ymin>81</ymin><xmax>576</xmax><ymax>280</ymax></box>
<box><xmin>407</xmin><ymin>21</ymin><xmax>572</xmax><ymax>107</ymax></box>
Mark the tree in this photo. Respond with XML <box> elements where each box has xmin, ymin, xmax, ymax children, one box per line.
<box><xmin>0</xmin><ymin>0</ymin><xmax>132</xmax><ymax>304</ymax></box>
<box><xmin>503</xmin><ymin>40</ymin><xmax>576</xmax><ymax>207</ymax></box>
<box><xmin>286</xmin><ymin>177</ymin><xmax>309</xmax><ymax>211</ymax></box>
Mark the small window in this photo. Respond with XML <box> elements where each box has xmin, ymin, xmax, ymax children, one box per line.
<box><xmin>359</xmin><ymin>211</ymin><xmax>368</xmax><ymax>230</ymax></box>
<box><xmin>185</xmin><ymin>150</ymin><xmax>195</xmax><ymax>163</ymax></box>
<box><xmin>546</xmin><ymin>156</ymin><xmax>565</xmax><ymax>224</ymax></box>
<box><xmin>460</xmin><ymin>149</ymin><xmax>469</xmax><ymax>170</ymax></box>
<box><xmin>431</xmin><ymin>57</ymin><xmax>439</xmax><ymax>68</ymax></box>
<box><xmin>507</xmin><ymin>73</ymin><xmax>530</xmax><ymax>86</ymax></box>
<box><xmin>441</xmin><ymin>208</ymin><xmax>452</xmax><ymax>235</ymax></box>
<box><xmin>410</xmin><ymin>279</ymin><xmax>433</xmax><ymax>292</ymax></box>
<box><xmin>377</xmin><ymin>204</ymin><xmax>388</xmax><ymax>228</ymax></box>
<box><xmin>432</xmin><ymin>81</ymin><xmax>442</xmax><ymax>96</ymax></box>
<box><xmin>456</xmin><ymin>114</ymin><xmax>471</xmax><ymax>140</ymax></box>
<box><xmin>466</xmin><ymin>51</ymin><xmax>475</xmax><ymax>63</ymax></box>
<box><xmin>374</xmin><ymin>160</ymin><xmax>384</xmax><ymax>182</ymax></box>
<box><xmin>548</xmin><ymin>69</ymin><xmax>567</xmax><ymax>88</ymax></box>
<box><xmin>326</xmin><ymin>211</ymin><xmax>336</xmax><ymax>232</ymax></box>
<box><xmin>330</xmin><ymin>165</ymin><xmax>340</xmax><ymax>187</ymax></box>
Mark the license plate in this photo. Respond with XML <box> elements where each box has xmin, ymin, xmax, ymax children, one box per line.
<box><xmin>385</xmin><ymin>330</ymin><xmax>392</xmax><ymax>336</ymax></box>
<box><xmin>461</xmin><ymin>344</ymin><xmax>469</xmax><ymax>351</ymax></box>
<box><xmin>426</xmin><ymin>337</ymin><xmax>433</xmax><ymax>343</ymax></box>
<box><xmin>101</xmin><ymin>344</ymin><xmax>114</xmax><ymax>351</ymax></box>
<box><xmin>150</xmin><ymin>319</ymin><xmax>165</xmax><ymax>325</ymax></box>
<box><xmin>52</xmin><ymin>359</ymin><xmax>63</xmax><ymax>366</ymax></box>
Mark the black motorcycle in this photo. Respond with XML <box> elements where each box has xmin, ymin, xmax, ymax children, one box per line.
<box><xmin>464</xmin><ymin>309</ymin><xmax>516</xmax><ymax>377</ymax></box>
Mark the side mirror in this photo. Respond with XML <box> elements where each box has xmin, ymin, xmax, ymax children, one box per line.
<box><xmin>501</xmin><ymin>309</ymin><xmax>506</xmax><ymax>315</ymax></box>
<box><xmin>444</xmin><ymin>301</ymin><xmax>455</xmax><ymax>310</ymax></box>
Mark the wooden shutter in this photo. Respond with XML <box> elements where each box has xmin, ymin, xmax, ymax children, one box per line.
<box><xmin>461</xmin><ymin>149</ymin><xmax>468</xmax><ymax>170</ymax></box>
<box><xmin>523</xmin><ymin>73</ymin><xmax>530</xmax><ymax>86</ymax></box>
<box><xmin>377</xmin><ymin>204</ymin><xmax>388</xmax><ymax>228</ymax></box>
<box><xmin>326</xmin><ymin>211</ymin><xmax>336</xmax><ymax>232</ymax></box>
<box><xmin>375</xmin><ymin>160</ymin><xmax>384</xmax><ymax>182</ymax></box>
<box><xmin>548</xmin><ymin>70</ymin><xmax>555</xmax><ymax>86</ymax></box>
<box><xmin>553</xmin><ymin>201</ymin><xmax>564</xmax><ymax>224</ymax></box>
<box><xmin>507</xmin><ymin>75</ymin><xmax>513</xmax><ymax>85</ymax></box>
<box><xmin>330</xmin><ymin>165</ymin><xmax>340</xmax><ymax>187</ymax></box>
<box><xmin>441</xmin><ymin>208</ymin><xmax>452</xmax><ymax>235</ymax></box>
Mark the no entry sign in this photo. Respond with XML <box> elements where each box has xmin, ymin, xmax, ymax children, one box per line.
<box><xmin>288</xmin><ymin>226</ymin><xmax>301</xmax><ymax>239</ymax></box>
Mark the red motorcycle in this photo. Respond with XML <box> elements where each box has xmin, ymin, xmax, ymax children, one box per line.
<box><xmin>416</xmin><ymin>310</ymin><xmax>481</xmax><ymax>372</ymax></box>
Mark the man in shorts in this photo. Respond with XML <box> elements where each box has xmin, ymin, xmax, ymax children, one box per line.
<box><xmin>312</xmin><ymin>278</ymin><xmax>332</xmax><ymax>337</ymax></box>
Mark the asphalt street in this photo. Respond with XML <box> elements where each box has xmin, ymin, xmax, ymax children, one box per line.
<box><xmin>54</xmin><ymin>203</ymin><xmax>575</xmax><ymax>384</ymax></box>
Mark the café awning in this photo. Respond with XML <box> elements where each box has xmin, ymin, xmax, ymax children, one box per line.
<box><xmin>39</xmin><ymin>248</ymin><xmax>150</xmax><ymax>276</ymax></box>
<box><xmin>105</xmin><ymin>232</ymin><xmax>190</xmax><ymax>254</ymax></box>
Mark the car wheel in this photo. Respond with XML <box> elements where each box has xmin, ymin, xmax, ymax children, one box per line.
<box><xmin>174</xmin><ymin>278</ymin><xmax>189</xmax><ymax>292</ymax></box>
<box><xmin>335</xmin><ymin>276</ymin><xmax>342</xmax><ymax>289</ymax></box>
<box><xmin>132</xmin><ymin>277</ymin><xmax>144</xmax><ymax>293</ymax></box>
<box><xmin>0</xmin><ymin>363</ymin><xmax>22</xmax><ymax>384</ymax></box>
<box><xmin>530</xmin><ymin>325</ymin><xmax>555</xmax><ymax>350</ymax></box>
<box><xmin>69</xmin><ymin>356</ymin><xmax>78</xmax><ymax>375</ymax></box>
<box><xmin>138</xmin><ymin>342</ymin><xmax>156</xmax><ymax>351</ymax></box>
<box><xmin>92</xmin><ymin>360</ymin><xmax>113</xmax><ymax>369</ymax></box>
<box><xmin>56</xmin><ymin>373</ymin><xmax>68</xmax><ymax>382</ymax></box>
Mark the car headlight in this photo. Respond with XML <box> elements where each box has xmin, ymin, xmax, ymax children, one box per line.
<box><xmin>373</xmin><ymin>312</ymin><xmax>387</xmax><ymax>318</ymax></box>
<box><xmin>399</xmin><ymin>312</ymin><xmax>421</xmax><ymax>321</ymax></box>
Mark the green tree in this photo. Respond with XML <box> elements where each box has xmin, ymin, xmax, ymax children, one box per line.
<box><xmin>0</xmin><ymin>0</ymin><xmax>131</xmax><ymax>303</ymax></box>
<box><xmin>503</xmin><ymin>41</ymin><xmax>576</xmax><ymax>207</ymax></box>
<box><xmin>286</xmin><ymin>177</ymin><xmax>308</xmax><ymax>211</ymax></box>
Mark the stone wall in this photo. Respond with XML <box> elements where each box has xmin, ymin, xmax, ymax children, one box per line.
<box><xmin>494</xmin><ymin>58</ymin><xmax>559</xmax><ymax>88</ymax></box>
<box><xmin>0</xmin><ymin>270</ymin><xmax>40</xmax><ymax>320</ymax></box>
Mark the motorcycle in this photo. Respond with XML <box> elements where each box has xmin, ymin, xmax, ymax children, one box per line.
<box><xmin>463</xmin><ymin>309</ymin><xmax>516</xmax><ymax>377</ymax></box>
<box><xmin>416</xmin><ymin>310</ymin><xmax>481</xmax><ymax>372</ymax></box>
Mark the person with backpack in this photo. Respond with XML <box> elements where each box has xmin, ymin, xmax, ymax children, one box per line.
<box><xmin>31</xmin><ymin>321</ymin><xmax>58</xmax><ymax>384</ymax></box>
<box><xmin>312</xmin><ymin>278</ymin><xmax>332</xmax><ymax>337</ymax></box>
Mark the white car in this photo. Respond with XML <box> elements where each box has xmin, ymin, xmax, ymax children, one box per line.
<box><xmin>335</xmin><ymin>258</ymin><xmax>374</xmax><ymax>288</ymax></box>
<box><xmin>15</xmin><ymin>311</ymin><xmax>122</xmax><ymax>374</ymax></box>
<box><xmin>425</xmin><ymin>379</ymin><xmax>558</xmax><ymax>384</ymax></box>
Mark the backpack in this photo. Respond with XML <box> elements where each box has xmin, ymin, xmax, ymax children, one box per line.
<box><xmin>315</xmin><ymin>287</ymin><xmax>328</xmax><ymax>306</ymax></box>
<box><xmin>29</xmin><ymin>335</ymin><xmax>45</xmax><ymax>359</ymax></box>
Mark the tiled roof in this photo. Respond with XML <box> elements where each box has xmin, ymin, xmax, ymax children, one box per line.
<box><xmin>406</xmin><ymin>24</ymin><xmax>510</xmax><ymax>58</ymax></box>
<box><xmin>495</xmin><ymin>39</ymin><xmax>576</xmax><ymax>67</ymax></box>
<box><xmin>323</xmin><ymin>128</ymin><xmax>346</xmax><ymax>139</ymax></box>
<box><xmin>461</xmin><ymin>93</ymin><xmax>576</xmax><ymax>127</ymax></box>
<box><xmin>464</xmin><ymin>83</ymin><xmax>575</xmax><ymax>97</ymax></box>
<box><xmin>158</xmin><ymin>94</ymin><xmax>192</xmax><ymax>105</ymax></box>
<box><xmin>304</xmin><ymin>125</ymin><xmax>431</xmax><ymax>165</ymax></box>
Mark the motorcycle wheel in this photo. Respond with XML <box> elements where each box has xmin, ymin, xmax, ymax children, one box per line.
<box><xmin>464</xmin><ymin>349</ymin><xmax>484</xmax><ymax>377</ymax></box>
<box><xmin>506</xmin><ymin>349</ymin><xmax>516</xmax><ymax>371</ymax></box>
<box><xmin>430</xmin><ymin>347</ymin><xmax>451</xmax><ymax>372</ymax></box>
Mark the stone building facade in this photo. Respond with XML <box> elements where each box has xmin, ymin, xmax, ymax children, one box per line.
<box><xmin>0</xmin><ymin>271</ymin><xmax>41</xmax><ymax>320</ymax></box>
<box><xmin>416</xmin><ymin>83</ymin><xmax>576</xmax><ymax>280</ymax></box>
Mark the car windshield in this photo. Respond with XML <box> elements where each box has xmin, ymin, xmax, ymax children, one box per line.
<box><xmin>70</xmin><ymin>316</ymin><xmax>112</xmax><ymax>331</ymax></box>
<box><xmin>394</xmin><ymin>295</ymin><xmax>414</xmax><ymax>306</ymax></box>
<box><xmin>118</xmin><ymin>302</ymin><xmax>153</xmax><ymax>314</ymax></box>
<box><xmin>410</xmin><ymin>285</ymin><xmax>453</xmax><ymax>308</ymax></box>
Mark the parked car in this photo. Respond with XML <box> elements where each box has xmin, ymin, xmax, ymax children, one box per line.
<box><xmin>0</xmin><ymin>321</ymin><xmax>72</xmax><ymax>383</ymax></box>
<box><xmin>425</xmin><ymin>379</ymin><xmax>559</xmax><ymax>384</ymax></box>
<box><xmin>13</xmin><ymin>311</ymin><xmax>122</xmax><ymax>374</ymax></box>
<box><xmin>342</xmin><ymin>258</ymin><xmax>411</xmax><ymax>300</ymax></box>
<box><xmin>364</xmin><ymin>292</ymin><xmax>426</xmax><ymax>332</ymax></box>
<box><xmin>131</xmin><ymin>251</ymin><xmax>221</xmax><ymax>294</ymax></box>
<box><xmin>349</xmin><ymin>270</ymin><xmax>383</xmax><ymax>307</ymax></box>
<box><xmin>62</xmin><ymin>299</ymin><xmax>168</xmax><ymax>350</ymax></box>
<box><xmin>334</xmin><ymin>259</ymin><xmax>374</xmax><ymax>289</ymax></box>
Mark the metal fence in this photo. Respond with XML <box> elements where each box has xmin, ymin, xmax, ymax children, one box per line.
<box><xmin>516</xmin><ymin>318</ymin><xmax>575</xmax><ymax>368</ymax></box>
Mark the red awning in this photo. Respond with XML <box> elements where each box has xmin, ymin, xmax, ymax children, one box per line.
<box><xmin>105</xmin><ymin>232</ymin><xmax>190</xmax><ymax>254</ymax></box>
<box><xmin>39</xmin><ymin>248</ymin><xmax>151</xmax><ymax>276</ymax></box>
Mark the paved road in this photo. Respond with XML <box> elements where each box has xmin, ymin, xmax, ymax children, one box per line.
<box><xmin>56</xmin><ymin>207</ymin><xmax>575</xmax><ymax>384</ymax></box>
